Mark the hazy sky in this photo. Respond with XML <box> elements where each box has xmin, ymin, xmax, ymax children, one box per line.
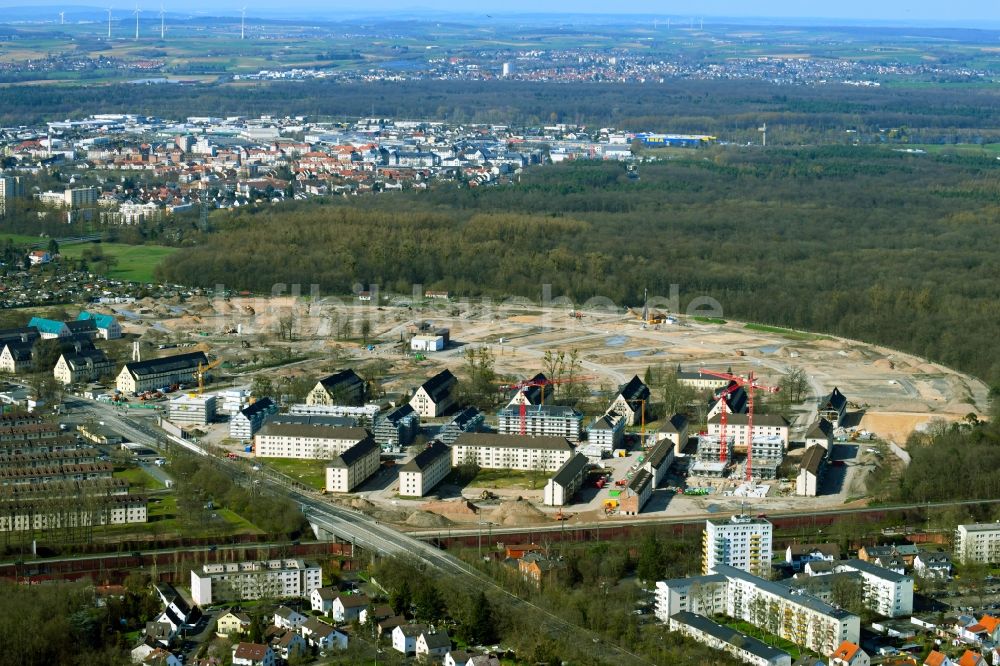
<box><xmin>6</xmin><ymin>1</ymin><xmax>999</xmax><ymax>25</ymax></box>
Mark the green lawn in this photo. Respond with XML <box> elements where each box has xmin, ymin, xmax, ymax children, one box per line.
<box><xmin>463</xmin><ymin>467</ymin><xmax>548</xmax><ymax>490</ymax></box>
<box><xmin>692</xmin><ymin>316</ymin><xmax>727</xmax><ymax>324</ymax></box>
<box><xmin>58</xmin><ymin>242</ymin><xmax>178</xmax><ymax>283</ymax></box>
<box><xmin>743</xmin><ymin>323</ymin><xmax>829</xmax><ymax>341</ymax></box>
<box><xmin>0</xmin><ymin>232</ymin><xmax>47</xmax><ymax>246</ymax></box>
<box><xmin>262</xmin><ymin>458</ymin><xmax>328</xmax><ymax>491</ymax></box>
<box><xmin>113</xmin><ymin>465</ymin><xmax>163</xmax><ymax>490</ymax></box>
<box><xmin>720</xmin><ymin>618</ymin><xmax>805</xmax><ymax>660</ymax></box>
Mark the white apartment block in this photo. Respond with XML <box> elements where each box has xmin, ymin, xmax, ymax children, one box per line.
<box><xmin>669</xmin><ymin>611</ymin><xmax>792</xmax><ymax>666</ymax></box>
<box><xmin>451</xmin><ymin>433</ymin><xmax>573</xmax><ymax>472</ymax></box>
<box><xmin>497</xmin><ymin>405</ymin><xmax>583</xmax><ymax>442</ymax></box>
<box><xmin>190</xmin><ymin>559</ymin><xmax>322</xmax><ymax>606</ymax></box>
<box><xmin>832</xmin><ymin>560</ymin><xmax>913</xmax><ymax>618</ymax></box>
<box><xmin>398</xmin><ymin>440</ymin><xmax>452</xmax><ymax>497</ymax></box>
<box><xmin>0</xmin><ymin>495</ymin><xmax>146</xmax><ymax>532</ymax></box>
<box><xmin>586</xmin><ymin>413</ymin><xmax>624</xmax><ymax>451</ymax></box>
<box><xmin>955</xmin><ymin>523</ymin><xmax>1000</xmax><ymax>564</ymax></box>
<box><xmin>253</xmin><ymin>424</ymin><xmax>370</xmax><ymax>459</ymax></box>
<box><xmin>707</xmin><ymin>413</ymin><xmax>790</xmax><ymax>449</ymax></box>
<box><xmin>704</xmin><ymin>514</ymin><xmax>773</xmax><ymax>577</ymax></box>
<box><xmin>656</xmin><ymin>564</ymin><xmax>860</xmax><ymax>657</ymax></box>
<box><xmin>325</xmin><ymin>437</ymin><xmax>381</xmax><ymax>493</ymax></box>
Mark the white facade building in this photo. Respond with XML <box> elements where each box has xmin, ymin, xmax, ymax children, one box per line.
<box><xmin>451</xmin><ymin>433</ymin><xmax>573</xmax><ymax>472</ymax></box>
<box><xmin>325</xmin><ymin>437</ymin><xmax>381</xmax><ymax>493</ymax></box>
<box><xmin>398</xmin><ymin>440</ymin><xmax>452</xmax><ymax>497</ymax></box>
<box><xmin>955</xmin><ymin>523</ymin><xmax>1000</xmax><ymax>564</ymax></box>
<box><xmin>496</xmin><ymin>405</ymin><xmax>582</xmax><ymax>442</ymax></box>
<box><xmin>190</xmin><ymin>559</ymin><xmax>322</xmax><ymax>606</ymax></box>
<box><xmin>703</xmin><ymin>514</ymin><xmax>773</xmax><ymax>576</ymax></box>
<box><xmin>253</xmin><ymin>424</ymin><xmax>370</xmax><ymax>459</ymax></box>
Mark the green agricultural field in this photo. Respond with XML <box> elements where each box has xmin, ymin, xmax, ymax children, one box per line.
<box><xmin>262</xmin><ymin>458</ymin><xmax>328</xmax><ymax>491</ymax></box>
<box><xmin>57</xmin><ymin>242</ymin><xmax>178</xmax><ymax>282</ymax></box>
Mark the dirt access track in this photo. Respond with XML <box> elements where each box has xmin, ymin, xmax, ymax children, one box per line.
<box><xmin>113</xmin><ymin>294</ymin><xmax>988</xmax><ymax>444</ymax></box>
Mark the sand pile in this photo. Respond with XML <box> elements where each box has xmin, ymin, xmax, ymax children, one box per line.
<box><xmin>404</xmin><ymin>511</ymin><xmax>454</xmax><ymax>528</ymax></box>
<box><xmin>873</xmin><ymin>358</ymin><xmax>895</xmax><ymax>370</ymax></box>
<box><xmin>421</xmin><ymin>499</ymin><xmax>479</xmax><ymax>516</ymax></box>
<box><xmin>488</xmin><ymin>499</ymin><xmax>549</xmax><ymax>526</ymax></box>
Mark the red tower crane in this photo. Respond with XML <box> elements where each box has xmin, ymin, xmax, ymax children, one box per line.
<box><xmin>698</xmin><ymin>369</ymin><xmax>780</xmax><ymax>481</ymax></box>
<box><xmin>499</xmin><ymin>375</ymin><xmax>595</xmax><ymax>435</ymax></box>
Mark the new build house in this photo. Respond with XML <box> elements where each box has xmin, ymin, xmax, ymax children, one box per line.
<box><xmin>496</xmin><ymin>404</ymin><xmax>582</xmax><ymax>442</ymax></box>
<box><xmin>325</xmin><ymin>436</ymin><xmax>381</xmax><ymax>492</ymax></box>
<box><xmin>398</xmin><ymin>440</ymin><xmax>452</xmax><ymax>497</ymax></box>
<box><xmin>409</xmin><ymin>369</ymin><xmax>457</xmax><ymax>418</ymax></box>
<box><xmin>451</xmin><ymin>433</ymin><xmax>573</xmax><ymax>472</ymax></box>
<box><xmin>306</xmin><ymin>369</ymin><xmax>365</xmax><ymax>406</ymax></box>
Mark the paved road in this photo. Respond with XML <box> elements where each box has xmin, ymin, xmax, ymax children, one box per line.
<box><xmin>63</xmin><ymin>395</ymin><xmax>655</xmax><ymax>666</ymax></box>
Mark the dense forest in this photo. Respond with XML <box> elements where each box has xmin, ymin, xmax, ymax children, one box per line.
<box><xmin>4</xmin><ymin>79</ymin><xmax>1000</xmax><ymax>144</ymax></box>
<box><xmin>158</xmin><ymin>147</ymin><xmax>1000</xmax><ymax>386</ymax></box>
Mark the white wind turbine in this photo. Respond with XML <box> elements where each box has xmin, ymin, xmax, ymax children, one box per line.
<box><xmin>134</xmin><ymin>5</ymin><xmax>140</xmax><ymax>41</ymax></box>
<box><xmin>159</xmin><ymin>5</ymin><xmax>165</xmax><ymax>39</ymax></box>
<box><xmin>107</xmin><ymin>7</ymin><xmax>113</xmax><ymax>39</ymax></box>
<box><xmin>240</xmin><ymin>6</ymin><xmax>246</xmax><ymax>40</ymax></box>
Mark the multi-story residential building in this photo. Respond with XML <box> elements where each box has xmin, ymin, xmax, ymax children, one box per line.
<box><xmin>797</xmin><ymin>445</ymin><xmax>826</xmax><ymax>497</ymax></box>
<box><xmin>0</xmin><ymin>494</ymin><xmax>147</xmax><ymax>532</ymax></box>
<box><xmin>229</xmin><ymin>398</ymin><xmax>278</xmax><ymax>441</ymax></box>
<box><xmin>542</xmin><ymin>452</ymin><xmax>589</xmax><ymax>506</ymax></box>
<box><xmin>53</xmin><ymin>348</ymin><xmax>114</xmax><ymax>385</ymax></box>
<box><xmin>668</xmin><ymin>611</ymin><xmax>791</xmax><ymax>666</ymax></box>
<box><xmin>398</xmin><ymin>440</ymin><xmax>451</xmax><ymax>497</ymax></box>
<box><xmin>253</xmin><ymin>424</ymin><xmax>370</xmax><ymax>460</ymax></box>
<box><xmin>409</xmin><ymin>369</ymin><xmax>457</xmax><ymax>418</ymax></box>
<box><xmin>497</xmin><ymin>404</ymin><xmax>583</xmax><ymax>442</ymax></box>
<box><xmin>371</xmin><ymin>404</ymin><xmax>419</xmax><ymax>450</ymax></box>
<box><xmin>703</xmin><ymin>514</ymin><xmax>773</xmax><ymax>576</ymax></box>
<box><xmin>656</xmin><ymin>564</ymin><xmax>860</xmax><ymax>657</ymax></box>
<box><xmin>76</xmin><ymin>312</ymin><xmax>122</xmax><ymax>340</ymax></box>
<box><xmin>587</xmin><ymin>413</ymin><xmax>624</xmax><ymax>451</ymax></box>
<box><xmin>804</xmin><ymin>418</ymin><xmax>834</xmax><ymax>451</ymax></box>
<box><xmin>607</xmin><ymin>375</ymin><xmax>651</xmax><ymax>426</ymax></box>
<box><xmin>652</xmin><ymin>413</ymin><xmax>690</xmax><ymax>455</ymax></box>
<box><xmin>745</xmin><ymin>434</ymin><xmax>786</xmax><ymax>479</ymax></box>
<box><xmin>642</xmin><ymin>437</ymin><xmax>674</xmax><ymax>487</ymax></box>
<box><xmin>190</xmin><ymin>559</ymin><xmax>322</xmax><ymax>605</ymax></box>
<box><xmin>0</xmin><ymin>328</ymin><xmax>39</xmax><ymax>374</ymax></box>
<box><xmin>831</xmin><ymin>560</ymin><xmax>913</xmax><ymax>618</ymax></box>
<box><xmin>305</xmin><ymin>369</ymin><xmax>365</xmax><ymax>406</ymax></box>
<box><xmin>63</xmin><ymin>187</ymin><xmax>99</xmax><ymax>208</ymax></box>
<box><xmin>707</xmin><ymin>413</ymin><xmax>790</xmax><ymax>450</ymax></box>
<box><xmin>437</xmin><ymin>407</ymin><xmax>485</xmax><ymax>445</ymax></box>
<box><xmin>818</xmin><ymin>387</ymin><xmax>849</xmax><ymax>427</ymax></box>
<box><xmin>451</xmin><ymin>433</ymin><xmax>573</xmax><ymax>472</ymax></box>
<box><xmin>0</xmin><ymin>174</ymin><xmax>24</xmax><ymax>214</ymax></box>
<box><xmin>116</xmin><ymin>351</ymin><xmax>208</xmax><ymax>394</ymax></box>
<box><xmin>325</xmin><ymin>436</ymin><xmax>380</xmax><ymax>493</ymax></box>
<box><xmin>955</xmin><ymin>523</ymin><xmax>1000</xmax><ymax>565</ymax></box>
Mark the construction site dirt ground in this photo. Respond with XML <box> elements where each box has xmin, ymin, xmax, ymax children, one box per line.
<box><xmin>109</xmin><ymin>296</ymin><xmax>990</xmax><ymax>528</ymax></box>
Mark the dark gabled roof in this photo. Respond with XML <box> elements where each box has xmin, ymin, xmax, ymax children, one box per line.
<box><xmin>124</xmin><ymin>351</ymin><xmax>208</xmax><ymax>378</ymax></box>
<box><xmin>452</xmin><ymin>432</ymin><xmax>573</xmax><ymax>452</ymax></box>
<box><xmin>448</xmin><ymin>406</ymin><xmax>483</xmax><ymax>430</ymax></box>
<box><xmin>268</xmin><ymin>414</ymin><xmax>356</xmax><ymax>428</ymax></box>
<box><xmin>62</xmin><ymin>349</ymin><xmax>112</xmax><ymax>370</ymax></box>
<box><xmin>658</xmin><ymin>413</ymin><xmax>689</xmax><ymax>434</ymax></box>
<box><xmin>240</xmin><ymin>397</ymin><xmax>276</xmax><ymax>419</ymax></box>
<box><xmin>335</xmin><ymin>592</ymin><xmax>370</xmax><ymax>608</ymax></box>
<box><xmin>380</xmin><ymin>403</ymin><xmax>416</xmax><ymax>424</ymax></box>
<box><xmin>0</xmin><ymin>327</ymin><xmax>40</xmax><ymax>344</ymax></box>
<box><xmin>712</xmin><ymin>382</ymin><xmax>748</xmax><ymax>413</ymax></box>
<box><xmin>806</xmin><ymin>417</ymin><xmax>833</xmax><ymax>440</ymax></box>
<box><xmin>645</xmin><ymin>438</ymin><xmax>673</xmax><ymax>470</ymax></box>
<box><xmin>617</xmin><ymin>375</ymin><xmax>650</xmax><ymax>402</ymax></box>
<box><xmin>628</xmin><ymin>468</ymin><xmax>652</xmax><ymax>494</ymax></box>
<box><xmin>549</xmin><ymin>453</ymin><xmax>589</xmax><ymax>487</ymax></box>
<box><xmin>258</xmin><ymin>424</ymin><xmax>370</xmax><ymax>441</ymax></box>
<box><xmin>317</xmin><ymin>369</ymin><xmax>364</xmax><ymax>395</ymax></box>
<box><xmin>328</xmin><ymin>436</ymin><xmax>379</xmax><ymax>468</ymax></box>
<box><xmin>400</xmin><ymin>440</ymin><xmax>451</xmax><ymax>473</ymax></box>
<box><xmin>800</xmin><ymin>445</ymin><xmax>826</xmax><ymax>475</ymax></box>
<box><xmin>519</xmin><ymin>373</ymin><xmax>547</xmax><ymax>404</ymax></box>
<box><xmin>418</xmin><ymin>369</ymin><xmax>456</xmax><ymax>402</ymax></box>
<box><xmin>155</xmin><ymin>582</ymin><xmax>191</xmax><ymax>616</ymax></box>
<box><xmin>65</xmin><ymin>319</ymin><xmax>97</xmax><ymax>334</ymax></box>
<box><xmin>819</xmin><ymin>387</ymin><xmax>848</xmax><ymax>412</ymax></box>
<box><xmin>669</xmin><ymin>611</ymin><xmax>789</xmax><ymax>661</ymax></box>
<box><xmin>420</xmin><ymin>630</ymin><xmax>451</xmax><ymax>649</ymax></box>
<box><xmin>588</xmin><ymin>414</ymin><xmax>619</xmax><ymax>431</ymax></box>
<box><xmin>1</xmin><ymin>340</ymin><xmax>34</xmax><ymax>361</ymax></box>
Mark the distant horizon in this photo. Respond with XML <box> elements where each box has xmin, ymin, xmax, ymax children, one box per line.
<box><xmin>1</xmin><ymin>2</ymin><xmax>999</xmax><ymax>30</ymax></box>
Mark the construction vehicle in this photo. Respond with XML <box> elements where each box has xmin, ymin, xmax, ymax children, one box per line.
<box><xmin>480</xmin><ymin>489</ymin><xmax>498</xmax><ymax>501</ymax></box>
<box><xmin>555</xmin><ymin>509</ymin><xmax>570</xmax><ymax>521</ymax></box>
